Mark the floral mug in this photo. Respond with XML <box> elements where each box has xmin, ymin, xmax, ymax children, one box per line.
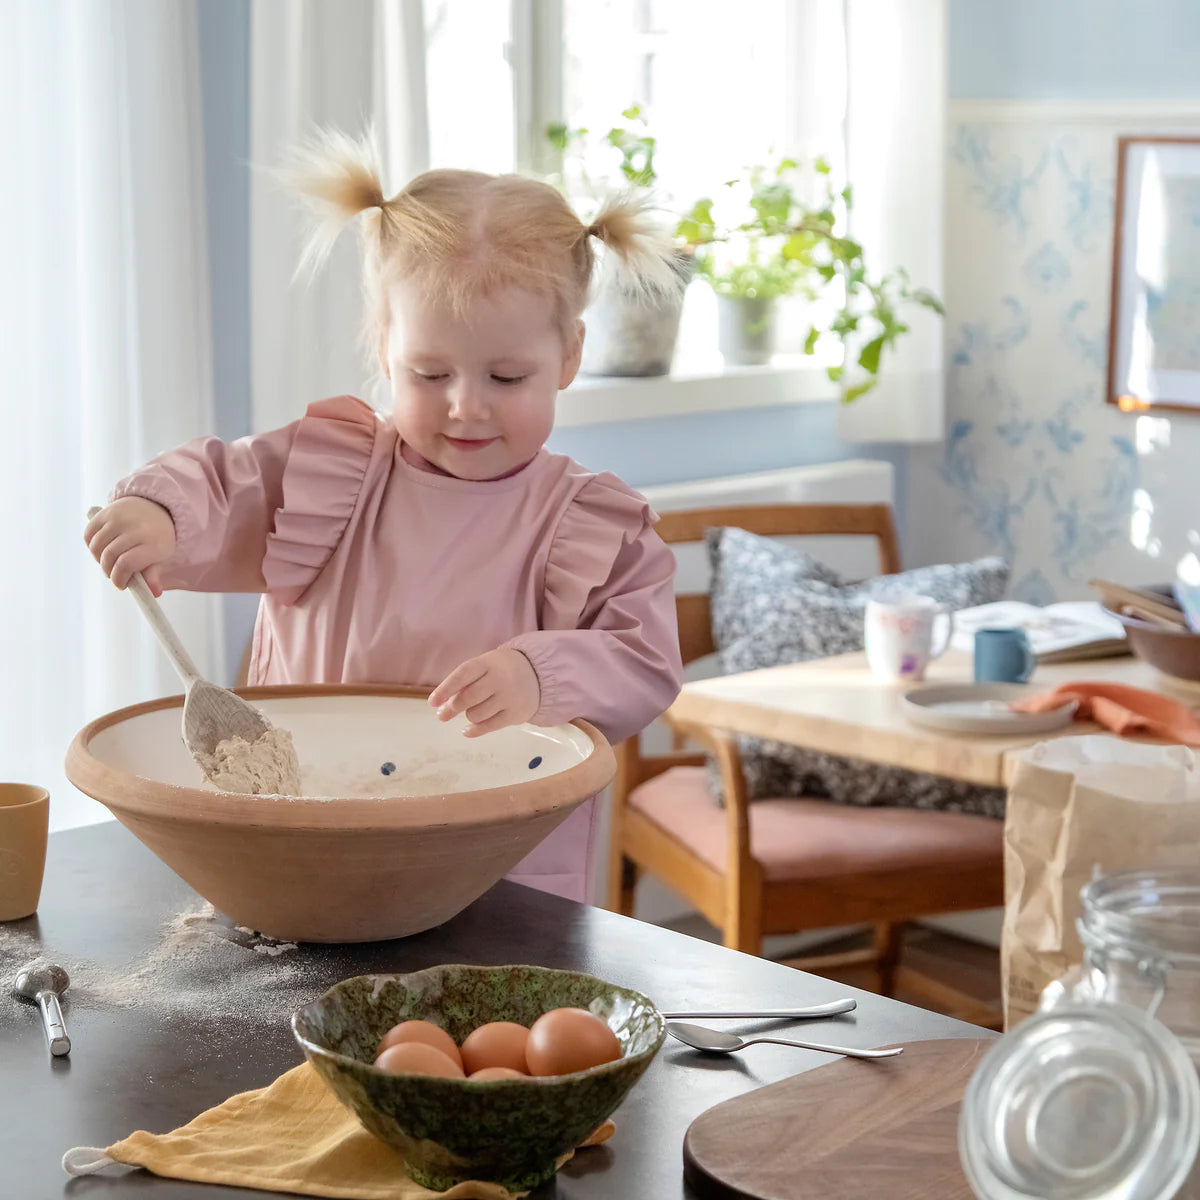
<box><xmin>864</xmin><ymin>596</ymin><xmax>954</xmax><ymax>683</ymax></box>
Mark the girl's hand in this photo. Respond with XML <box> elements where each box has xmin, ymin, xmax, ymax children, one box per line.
<box><xmin>84</xmin><ymin>497</ymin><xmax>176</xmax><ymax>596</ymax></box>
<box><xmin>429</xmin><ymin>648</ymin><xmax>540</xmax><ymax>737</ymax></box>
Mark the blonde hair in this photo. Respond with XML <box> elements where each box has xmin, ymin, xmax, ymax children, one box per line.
<box><xmin>280</xmin><ymin>128</ymin><xmax>683</xmax><ymax>359</ymax></box>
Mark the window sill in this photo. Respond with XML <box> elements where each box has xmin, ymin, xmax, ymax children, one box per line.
<box><xmin>556</xmin><ymin>355</ymin><xmax>838</xmax><ymax>429</ymax></box>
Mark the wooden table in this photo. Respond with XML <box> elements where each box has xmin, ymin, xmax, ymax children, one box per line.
<box><xmin>670</xmin><ymin>650</ymin><xmax>1177</xmax><ymax>786</ymax></box>
<box><xmin>1</xmin><ymin>824</ymin><xmax>984</xmax><ymax>1199</ymax></box>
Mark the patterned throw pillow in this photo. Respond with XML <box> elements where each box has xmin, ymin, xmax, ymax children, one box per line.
<box><xmin>705</xmin><ymin>527</ymin><xmax>1010</xmax><ymax>819</ymax></box>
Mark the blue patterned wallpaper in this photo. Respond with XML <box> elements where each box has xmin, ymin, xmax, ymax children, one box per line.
<box><xmin>907</xmin><ymin>114</ymin><xmax>1200</xmax><ymax>601</ymax></box>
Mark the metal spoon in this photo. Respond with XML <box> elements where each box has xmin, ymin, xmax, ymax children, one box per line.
<box><xmin>13</xmin><ymin>962</ymin><xmax>71</xmax><ymax>1057</ymax></box>
<box><xmin>667</xmin><ymin>1021</ymin><xmax>901</xmax><ymax>1061</ymax></box>
<box><xmin>661</xmin><ymin>999</ymin><xmax>856</xmax><ymax>1020</ymax></box>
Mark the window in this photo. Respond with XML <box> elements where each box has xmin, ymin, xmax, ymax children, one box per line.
<box><xmin>425</xmin><ymin>0</ymin><xmax>516</xmax><ymax>173</ymax></box>
<box><xmin>411</xmin><ymin>0</ymin><xmax>850</xmax><ymax>380</ymax></box>
<box><xmin>418</xmin><ymin>1</ymin><xmax>828</xmax><ymax>210</ymax></box>
<box><xmin>561</xmin><ymin>0</ymin><xmax>792</xmax><ymax>211</ymax></box>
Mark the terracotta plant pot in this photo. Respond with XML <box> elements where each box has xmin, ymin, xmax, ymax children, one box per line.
<box><xmin>65</xmin><ymin>686</ymin><xmax>614</xmax><ymax>943</ymax></box>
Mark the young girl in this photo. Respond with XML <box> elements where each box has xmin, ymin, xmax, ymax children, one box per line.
<box><xmin>84</xmin><ymin>133</ymin><xmax>684</xmax><ymax>904</ymax></box>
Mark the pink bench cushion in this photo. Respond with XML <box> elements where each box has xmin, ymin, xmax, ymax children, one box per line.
<box><xmin>628</xmin><ymin>766</ymin><xmax>1003</xmax><ymax>882</ymax></box>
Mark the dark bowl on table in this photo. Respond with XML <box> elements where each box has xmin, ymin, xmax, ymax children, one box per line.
<box><xmin>1104</xmin><ymin>584</ymin><xmax>1200</xmax><ymax>684</ymax></box>
<box><xmin>292</xmin><ymin>963</ymin><xmax>664</xmax><ymax>1193</ymax></box>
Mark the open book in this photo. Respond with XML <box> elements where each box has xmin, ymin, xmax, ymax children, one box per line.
<box><xmin>950</xmin><ymin>600</ymin><xmax>1129</xmax><ymax>664</ymax></box>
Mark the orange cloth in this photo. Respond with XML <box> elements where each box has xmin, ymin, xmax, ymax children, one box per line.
<box><xmin>1013</xmin><ymin>682</ymin><xmax>1200</xmax><ymax>746</ymax></box>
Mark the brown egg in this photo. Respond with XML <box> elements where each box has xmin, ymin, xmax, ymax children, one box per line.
<box><xmin>525</xmin><ymin>1007</ymin><xmax>621</xmax><ymax>1077</ymax></box>
<box><xmin>374</xmin><ymin>1041</ymin><xmax>465</xmax><ymax>1078</ymax></box>
<box><xmin>468</xmin><ymin>1066</ymin><xmax>527</xmax><ymax>1081</ymax></box>
<box><xmin>375</xmin><ymin>1019</ymin><xmax>463</xmax><ymax>1070</ymax></box>
<box><xmin>460</xmin><ymin>1021</ymin><xmax>531</xmax><ymax>1075</ymax></box>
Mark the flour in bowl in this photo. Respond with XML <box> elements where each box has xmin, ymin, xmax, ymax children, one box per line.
<box><xmin>199</xmin><ymin>727</ymin><xmax>302</xmax><ymax>796</ymax></box>
<box><xmin>297</xmin><ymin>746</ymin><xmax>498</xmax><ymax>798</ymax></box>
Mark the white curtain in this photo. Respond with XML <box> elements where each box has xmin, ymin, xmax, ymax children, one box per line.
<box><xmin>835</xmin><ymin>0</ymin><xmax>947</xmax><ymax>443</ymax></box>
<box><xmin>250</xmin><ymin>0</ymin><xmax>431</xmax><ymax>433</ymax></box>
<box><xmin>0</xmin><ymin>1</ymin><xmax>223</xmax><ymax>831</ymax></box>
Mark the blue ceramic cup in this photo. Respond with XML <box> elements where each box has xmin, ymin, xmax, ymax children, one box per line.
<box><xmin>974</xmin><ymin>627</ymin><xmax>1036</xmax><ymax>684</ymax></box>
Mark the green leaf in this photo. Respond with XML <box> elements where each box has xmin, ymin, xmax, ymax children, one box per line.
<box><xmin>816</xmin><ymin>263</ymin><xmax>837</xmax><ymax>282</ymax></box>
<box><xmin>913</xmin><ymin>288</ymin><xmax>946</xmax><ymax>316</ymax></box>
<box><xmin>842</xmin><ymin>379</ymin><xmax>877</xmax><ymax>404</ymax></box>
<box><xmin>814</xmin><ymin>156</ymin><xmax>831</xmax><ymax>175</ymax></box>
<box><xmin>803</xmin><ymin>327</ymin><xmax>820</xmax><ymax>355</ymax></box>
<box><xmin>621</xmin><ymin>105</ymin><xmax>643</xmax><ymax>121</ymax></box>
<box><xmin>857</xmin><ymin>335</ymin><xmax>886</xmax><ymax>374</ymax></box>
<box><xmin>782</xmin><ymin>232</ymin><xmax>815</xmax><ymax>262</ymax></box>
<box><xmin>841</xmin><ymin>184</ymin><xmax>853</xmax><ymax>207</ymax></box>
<box><xmin>827</xmin><ymin>365</ymin><xmax>844</xmax><ymax>382</ymax></box>
<box><xmin>546</xmin><ymin>123</ymin><xmax>570</xmax><ymax>150</ymax></box>
<box><xmin>778</xmin><ymin>157</ymin><xmax>799</xmax><ymax>172</ymax></box>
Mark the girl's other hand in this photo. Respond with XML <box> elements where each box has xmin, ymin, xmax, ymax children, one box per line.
<box><xmin>429</xmin><ymin>648</ymin><xmax>539</xmax><ymax>737</ymax></box>
<box><xmin>84</xmin><ymin>497</ymin><xmax>176</xmax><ymax>596</ymax></box>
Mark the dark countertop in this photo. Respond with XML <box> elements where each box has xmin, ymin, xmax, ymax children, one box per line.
<box><xmin>0</xmin><ymin>823</ymin><xmax>985</xmax><ymax>1197</ymax></box>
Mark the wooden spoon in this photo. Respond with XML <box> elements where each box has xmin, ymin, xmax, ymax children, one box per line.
<box><xmin>87</xmin><ymin>508</ymin><xmax>294</xmax><ymax>791</ymax></box>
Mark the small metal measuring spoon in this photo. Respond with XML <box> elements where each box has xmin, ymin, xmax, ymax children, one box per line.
<box><xmin>667</xmin><ymin>1021</ymin><xmax>901</xmax><ymax>1061</ymax></box>
<box><xmin>13</xmin><ymin>962</ymin><xmax>71</xmax><ymax>1057</ymax></box>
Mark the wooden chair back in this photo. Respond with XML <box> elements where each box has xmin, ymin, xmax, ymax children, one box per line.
<box><xmin>654</xmin><ymin>503</ymin><xmax>902</xmax><ymax>666</ymax></box>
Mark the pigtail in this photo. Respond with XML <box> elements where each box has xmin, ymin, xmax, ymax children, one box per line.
<box><xmin>586</xmin><ymin>193</ymin><xmax>685</xmax><ymax>298</ymax></box>
<box><xmin>275</xmin><ymin>128</ymin><xmax>391</xmax><ymax>277</ymax></box>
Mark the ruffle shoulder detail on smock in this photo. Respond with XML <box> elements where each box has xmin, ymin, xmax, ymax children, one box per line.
<box><xmin>262</xmin><ymin>396</ymin><xmax>379</xmax><ymax>604</ymax></box>
<box><xmin>541</xmin><ymin>472</ymin><xmax>658</xmax><ymax>623</ymax></box>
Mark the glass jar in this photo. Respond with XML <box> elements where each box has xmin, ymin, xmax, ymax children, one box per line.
<box><xmin>958</xmin><ymin>868</ymin><xmax>1200</xmax><ymax>1199</ymax></box>
<box><xmin>1077</xmin><ymin>868</ymin><xmax>1200</xmax><ymax>1064</ymax></box>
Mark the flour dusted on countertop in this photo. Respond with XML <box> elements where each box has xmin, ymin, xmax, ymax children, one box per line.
<box><xmin>0</xmin><ymin>903</ymin><xmax>330</xmax><ymax>1022</ymax></box>
<box><xmin>200</xmin><ymin>727</ymin><xmax>302</xmax><ymax>796</ymax></box>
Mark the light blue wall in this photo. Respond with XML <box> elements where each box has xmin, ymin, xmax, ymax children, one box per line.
<box><xmin>197</xmin><ymin>0</ymin><xmax>251</xmax><ymax>443</ymax></box>
<box><xmin>548</xmin><ymin>404</ymin><xmax>905</xmax><ymax>521</ymax></box>
<box><xmin>950</xmin><ymin>0</ymin><xmax>1200</xmax><ymax>101</ymax></box>
<box><xmin>913</xmin><ymin>3</ymin><xmax>1200</xmax><ymax>595</ymax></box>
<box><xmin>197</xmin><ymin>0</ymin><xmax>258</xmax><ymax>680</ymax></box>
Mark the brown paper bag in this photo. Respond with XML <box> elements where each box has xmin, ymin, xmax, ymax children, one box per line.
<box><xmin>1002</xmin><ymin>736</ymin><xmax>1200</xmax><ymax>1029</ymax></box>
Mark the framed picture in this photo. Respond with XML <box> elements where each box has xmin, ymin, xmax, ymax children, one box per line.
<box><xmin>1108</xmin><ymin>135</ymin><xmax>1200</xmax><ymax>414</ymax></box>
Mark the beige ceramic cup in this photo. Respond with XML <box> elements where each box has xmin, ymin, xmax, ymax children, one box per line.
<box><xmin>0</xmin><ymin>784</ymin><xmax>49</xmax><ymax>920</ymax></box>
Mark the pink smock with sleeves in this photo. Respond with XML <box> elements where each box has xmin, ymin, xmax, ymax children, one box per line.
<box><xmin>112</xmin><ymin>396</ymin><xmax>683</xmax><ymax>903</ymax></box>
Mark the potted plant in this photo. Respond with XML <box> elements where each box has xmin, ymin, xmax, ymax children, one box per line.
<box><xmin>679</xmin><ymin>158</ymin><xmax>944</xmax><ymax>395</ymax></box>
<box><xmin>545</xmin><ymin>108</ymin><xmax>691</xmax><ymax>377</ymax></box>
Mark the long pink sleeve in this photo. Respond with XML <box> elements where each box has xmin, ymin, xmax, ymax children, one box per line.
<box><xmin>112</xmin><ymin>423</ymin><xmax>299</xmax><ymax>592</ymax></box>
<box><xmin>506</xmin><ymin>477</ymin><xmax>683</xmax><ymax>744</ymax></box>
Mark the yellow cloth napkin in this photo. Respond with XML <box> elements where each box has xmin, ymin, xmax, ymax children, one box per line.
<box><xmin>65</xmin><ymin>1062</ymin><xmax>614</xmax><ymax>1200</ymax></box>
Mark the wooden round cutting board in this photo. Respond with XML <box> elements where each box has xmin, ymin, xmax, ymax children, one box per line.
<box><xmin>683</xmin><ymin>1038</ymin><xmax>994</xmax><ymax>1200</ymax></box>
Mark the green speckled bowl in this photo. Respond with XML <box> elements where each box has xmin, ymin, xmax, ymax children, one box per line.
<box><xmin>291</xmin><ymin>963</ymin><xmax>664</xmax><ymax>1193</ymax></box>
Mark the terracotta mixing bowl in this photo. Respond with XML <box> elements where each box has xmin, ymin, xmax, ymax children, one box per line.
<box><xmin>292</xmin><ymin>964</ymin><xmax>664</xmax><ymax>1192</ymax></box>
<box><xmin>65</xmin><ymin>686</ymin><xmax>614</xmax><ymax>942</ymax></box>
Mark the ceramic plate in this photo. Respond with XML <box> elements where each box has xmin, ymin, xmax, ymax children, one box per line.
<box><xmin>902</xmin><ymin>683</ymin><xmax>1078</xmax><ymax>735</ymax></box>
